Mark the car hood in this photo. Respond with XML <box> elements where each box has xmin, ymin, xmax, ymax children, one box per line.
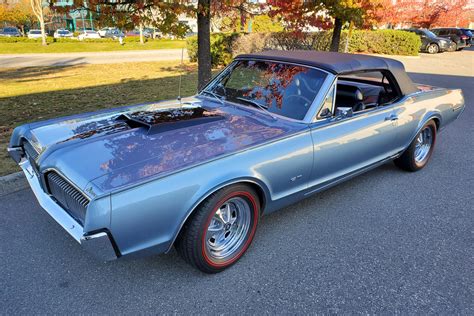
<box><xmin>30</xmin><ymin>97</ymin><xmax>305</xmax><ymax>195</ymax></box>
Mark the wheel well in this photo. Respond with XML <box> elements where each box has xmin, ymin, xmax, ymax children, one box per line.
<box><xmin>431</xmin><ymin>117</ymin><xmax>440</xmax><ymax>130</ymax></box>
<box><xmin>170</xmin><ymin>181</ymin><xmax>267</xmax><ymax>252</ymax></box>
<box><xmin>244</xmin><ymin>182</ymin><xmax>267</xmax><ymax>215</ymax></box>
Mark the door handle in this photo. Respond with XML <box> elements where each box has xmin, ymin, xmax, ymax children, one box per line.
<box><xmin>385</xmin><ymin>114</ymin><xmax>398</xmax><ymax>121</ymax></box>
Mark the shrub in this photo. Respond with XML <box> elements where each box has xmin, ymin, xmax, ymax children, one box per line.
<box><xmin>348</xmin><ymin>30</ymin><xmax>421</xmax><ymax>56</ymax></box>
<box><xmin>187</xmin><ymin>33</ymin><xmax>238</xmax><ymax>67</ymax></box>
<box><xmin>186</xmin><ymin>29</ymin><xmax>421</xmax><ymax>65</ymax></box>
<box><xmin>231</xmin><ymin>32</ymin><xmax>271</xmax><ymax>56</ymax></box>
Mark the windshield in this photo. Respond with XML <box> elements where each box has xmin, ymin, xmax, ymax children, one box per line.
<box><xmin>204</xmin><ymin>60</ymin><xmax>327</xmax><ymax>120</ymax></box>
<box><xmin>423</xmin><ymin>29</ymin><xmax>438</xmax><ymax>38</ymax></box>
<box><xmin>30</xmin><ymin>30</ymin><xmax>41</xmax><ymax>34</ymax></box>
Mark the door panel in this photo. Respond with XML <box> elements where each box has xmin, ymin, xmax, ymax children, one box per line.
<box><xmin>308</xmin><ymin>106</ymin><xmax>399</xmax><ymax>189</ymax></box>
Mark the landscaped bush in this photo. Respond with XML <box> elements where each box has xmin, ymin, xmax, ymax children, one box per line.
<box><xmin>187</xmin><ymin>33</ymin><xmax>238</xmax><ymax>66</ymax></box>
<box><xmin>348</xmin><ymin>30</ymin><xmax>421</xmax><ymax>56</ymax></box>
<box><xmin>186</xmin><ymin>29</ymin><xmax>421</xmax><ymax>65</ymax></box>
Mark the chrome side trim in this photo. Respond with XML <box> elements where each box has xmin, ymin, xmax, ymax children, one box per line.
<box><xmin>20</xmin><ymin>159</ymin><xmax>83</xmax><ymax>242</ymax></box>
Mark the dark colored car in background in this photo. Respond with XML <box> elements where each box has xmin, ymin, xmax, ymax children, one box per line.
<box><xmin>0</xmin><ymin>27</ymin><xmax>22</xmax><ymax>37</ymax></box>
<box><xmin>460</xmin><ymin>28</ymin><xmax>473</xmax><ymax>45</ymax></box>
<box><xmin>431</xmin><ymin>27</ymin><xmax>470</xmax><ymax>50</ymax></box>
<box><xmin>405</xmin><ymin>28</ymin><xmax>455</xmax><ymax>53</ymax></box>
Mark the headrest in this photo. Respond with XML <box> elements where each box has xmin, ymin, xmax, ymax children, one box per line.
<box><xmin>336</xmin><ymin>84</ymin><xmax>364</xmax><ymax>101</ymax></box>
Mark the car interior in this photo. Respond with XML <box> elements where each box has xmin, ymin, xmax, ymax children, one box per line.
<box><xmin>332</xmin><ymin>70</ymin><xmax>400</xmax><ymax>115</ymax></box>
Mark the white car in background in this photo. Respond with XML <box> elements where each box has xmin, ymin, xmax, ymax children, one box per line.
<box><xmin>27</xmin><ymin>29</ymin><xmax>43</xmax><ymax>39</ymax></box>
<box><xmin>77</xmin><ymin>30</ymin><xmax>101</xmax><ymax>41</ymax></box>
<box><xmin>54</xmin><ymin>29</ymin><xmax>73</xmax><ymax>39</ymax></box>
<box><xmin>98</xmin><ymin>27</ymin><xmax>115</xmax><ymax>37</ymax></box>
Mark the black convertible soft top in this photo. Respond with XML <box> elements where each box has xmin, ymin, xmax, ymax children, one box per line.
<box><xmin>237</xmin><ymin>50</ymin><xmax>418</xmax><ymax>95</ymax></box>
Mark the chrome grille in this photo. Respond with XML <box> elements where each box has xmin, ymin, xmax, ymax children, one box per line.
<box><xmin>23</xmin><ymin>141</ymin><xmax>39</xmax><ymax>160</ymax></box>
<box><xmin>46</xmin><ymin>172</ymin><xmax>89</xmax><ymax>224</ymax></box>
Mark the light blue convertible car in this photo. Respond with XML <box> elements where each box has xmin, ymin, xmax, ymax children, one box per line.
<box><xmin>8</xmin><ymin>51</ymin><xmax>465</xmax><ymax>273</ymax></box>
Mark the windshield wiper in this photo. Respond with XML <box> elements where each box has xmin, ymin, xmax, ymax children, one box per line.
<box><xmin>200</xmin><ymin>90</ymin><xmax>225</xmax><ymax>106</ymax></box>
<box><xmin>236</xmin><ymin>97</ymin><xmax>277</xmax><ymax>120</ymax></box>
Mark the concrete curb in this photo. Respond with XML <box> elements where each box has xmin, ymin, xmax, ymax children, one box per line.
<box><xmin>0</xmin><ymin>171</ymin><xmax>28</xmax><ymax>197</ymax></box>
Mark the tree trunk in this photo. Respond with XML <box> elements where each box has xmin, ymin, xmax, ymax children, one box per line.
<box><xmin>197</xmin><ymin>0</ymin><xmax>212</xmax><ymax>91</ymax></box>
<box><xmin>139</xmin><ymin>23</ymin><xmax>144</xmax><ymax>45</ymax></box>
<box><xmin>30</xmin><ymin>0</ymin><xmax>47</xmax><ymax>46</ymax></box>
<box><xmin>330</xmin><ymin>17</ymin><xmax>343</xmax><ymax>52</ymax></box>
<box><xmin>40</xmin><ymin>16</ymin><xmax>47</xmax><ymax>46</ymax></box>
<box><xmin>344</xmin><ymin>21</ymin><xmax>354</xmax><ymax>53</ymax></box>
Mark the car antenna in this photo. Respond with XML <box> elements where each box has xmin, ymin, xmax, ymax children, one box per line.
<box><xmin>177</xmin><ymin>47</ymin><xmax>184</xmax><ymax>104</ymax></box>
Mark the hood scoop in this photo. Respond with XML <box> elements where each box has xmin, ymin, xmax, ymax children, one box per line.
<box><xmin>117</xmin><ymin>106</ymin><xmax>224</xmax><ymax>135</ymax></box>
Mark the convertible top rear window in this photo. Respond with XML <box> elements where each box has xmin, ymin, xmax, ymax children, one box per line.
<box><xmin>206</xmin><ymin>60</ymin><xmax>327</xmax><ymax>120</ymax></box>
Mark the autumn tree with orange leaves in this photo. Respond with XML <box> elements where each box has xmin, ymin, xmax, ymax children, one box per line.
<box><xmin>375</xmin><ymin>0</ymin><xmax>471</xmax><ymax>28</ymax></box>
<box><xmin>268</xmin><ymin>0</ymin><xmax>384</xmax><ymax>52</ymax></box>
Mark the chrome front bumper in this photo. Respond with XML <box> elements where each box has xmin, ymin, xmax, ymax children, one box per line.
<box><xmin>17</xmin><ymin>158</ymin><xmax>118</xmax><ymax>261</ymax></box>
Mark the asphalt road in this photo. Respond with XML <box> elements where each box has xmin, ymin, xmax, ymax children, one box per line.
<box><xmin>1</xmin><ymin>50</ymin><xmax>473</xmax><ymax>314</ymax></box>
<box><xmin>0</xmin><ymin>49</ymin><xmax>187</xmax><ymax>68</ymax></box>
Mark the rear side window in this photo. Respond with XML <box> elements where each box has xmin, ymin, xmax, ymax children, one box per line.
<box><xmin>336</xmin><ymin>70</ymin><xmax>401</xmax><ymax>112</ymax></box>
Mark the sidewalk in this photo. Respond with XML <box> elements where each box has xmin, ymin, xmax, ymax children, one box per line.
<box><xmin>0</xmin><ymin>49</ymin><xmax>187</xmax><ymax>68</ymax></box>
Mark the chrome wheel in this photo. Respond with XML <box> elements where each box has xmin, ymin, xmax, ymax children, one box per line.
<box><xmin>414</xmin><ymin>127</ymin><xmax>433</xmax><ymax>163</ymax></box>
<box><xmin>205</xmin><ymin>197</ymin><xmax>251</xmax><ymax>261</ymax></box>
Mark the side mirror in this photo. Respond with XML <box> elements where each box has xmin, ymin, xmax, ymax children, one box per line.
<box><xmin>318</xmin><ymin>107</ymin><xmax>332</xmax><ymax>119</ymax></box>
<box><xmin>335</xmin><ymin>107</ymin><xmax>353</xmax><ymax>119</ymax></box>
<box><xmin>215</xmin><ymin>83</ymin><xmax>227</xmax><ymax>96</ymax></box>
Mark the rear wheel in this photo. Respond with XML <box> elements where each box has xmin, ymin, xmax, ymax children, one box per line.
<box><xmin>175</xmin><ymin>184</ymin><xmax>260</xmax><ymax>273</ymax></box>
<box><xmin>394</xmin><ymin>121</ymin><xmax>437</xmax><ymax>172</ymax></box>
<box><xmin>427</xmin><ymin>43</ymin><xmax>439</xmax><ymax>54</ymax></box>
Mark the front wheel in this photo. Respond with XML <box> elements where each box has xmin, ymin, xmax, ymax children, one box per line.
<box><xmin>175</xmin><ymin>184</ymin><xmax>260</xmax><ymax>273</ymax></box>
<box><xmin>427</xmin><ymin>43</ymin><xmax>439</xmax><ymax>54</ymax></box>
<box><xmin>394</xmin><ymin>120</ymin><xmax>437</xmax><ymax>172</ymax></box>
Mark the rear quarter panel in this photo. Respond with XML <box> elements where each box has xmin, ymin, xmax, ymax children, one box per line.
<box><xmin>393</xmin><ymin>87</ymin><xmax>464</xmax><ymax>150</ymax></box>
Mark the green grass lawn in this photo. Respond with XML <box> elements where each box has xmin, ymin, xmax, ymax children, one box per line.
<box><xmin>0</xmin><ymin>39</ymin><xmax>186</xmax><ymax>54</ymax></box>
<box><xmin>0</xmin><ymin>61</ymin><xmax>200</xmax><ymax>175</ymax></box>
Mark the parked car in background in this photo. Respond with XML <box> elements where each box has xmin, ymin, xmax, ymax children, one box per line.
<box><xmin>405</xmin><ymin>28</ymin><xmax>455</xmax><ymax>53</ymax></box>
<box><xmin>460</xmin><ymin>28</ymin><xmax>473</xmax><ymax>46</ymax></box>
<box><xmin>77</xmin><ymin>30</ymin><xmax>101</xmax><ymax>41</ymax></box>
<box><xmin>8</xmin><ymin>51</ymin><xmax>465</xmax><ymax>273</ymax></box>
<box><xmin>143</xmin><ymin>28</ymin><xmax>159</xmax><ymax>38</ymax></box>
<box><xmin>124</xmin><ymin>29</ymin><xmax>140</xmax><ymax>37</ymax></box>
<box><xmin>0</xmin><ymin>27</ymin><xmax>22</xmax><ymax>37</ymax></box>
<box><xmin>54</xmin><ymin>29</ymin><xmax>73</xmax><ymax>39</ymax></box>
<box><xmin>431</xmin><ymin>27</ymin><xmax>469</xmax><ymax>50</ymax></box>
<box><xmin>98</xmin><ymin>27</ymin><xmax>115</xmax><ymax>37</ymax></box>
<box><xmin>27</xmin><ymin>29</ymin><xmax>43</xmax><ymax>39</ymax></box>
<box><xmin>103</xmin><ymin>29</ymin><xmax>125</xmax><ymax>40</ymax></box>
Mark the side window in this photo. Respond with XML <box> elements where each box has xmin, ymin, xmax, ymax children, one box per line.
<box><xmin>334</xmin><ymin>71</ymin><xmax>400</xmax><ymax>114</ymax></box>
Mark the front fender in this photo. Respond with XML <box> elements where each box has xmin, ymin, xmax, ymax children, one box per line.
<box><xmin>108</xmin><ymin>166</ymin><xmax>272</xmax><ymax>257</ymax></box>
<box><xmin>107</xmin><ymin>130</ymin><xmax>313</xmax><ymax>257</ymax></box>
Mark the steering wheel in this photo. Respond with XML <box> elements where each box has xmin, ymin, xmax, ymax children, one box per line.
<box><xmin>285</xmin><ymin>94</ymin><xmax>313</xmax><ymax>107</ymax></box>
